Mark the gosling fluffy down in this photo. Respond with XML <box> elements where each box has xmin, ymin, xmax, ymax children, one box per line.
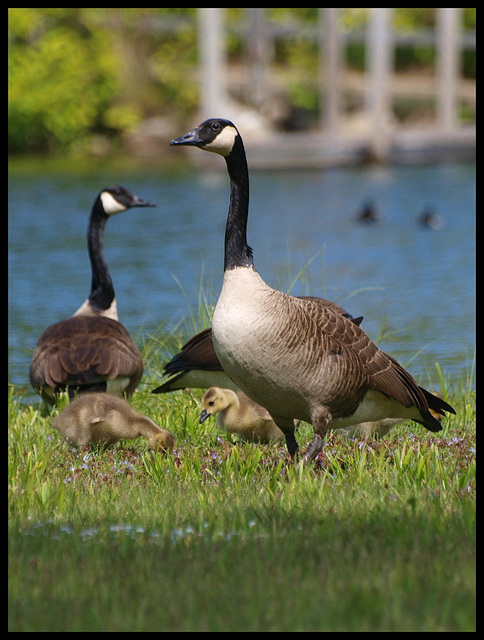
<box><xmin>200</xmin><ymin>387</ymin><xmax>284</xmax><ymax>443</ymax></box>
<box><xmin>53</xmin><ymin>393</ymin><xmax>175</xmax><ymax>450</ymax></box>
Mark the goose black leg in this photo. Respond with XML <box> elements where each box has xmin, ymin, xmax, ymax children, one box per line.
<box><xmin>284</xmin><ymin>431</ymin><xmax>299</xmax><ymax>460</ymax></box>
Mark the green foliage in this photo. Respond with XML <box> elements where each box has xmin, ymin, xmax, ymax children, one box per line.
<box><xmin>8</xmin><ymin>9</ymin><xmax>118</xmax><ymax>153</ymax></box>
<box><xmin>8</xmin><ymin>8</ymin><xmax>198</xmax><ymax>155</ymax></box>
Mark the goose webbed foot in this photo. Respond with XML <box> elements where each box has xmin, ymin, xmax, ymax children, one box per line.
<box><xmin>299</xmin><ymin>433</ymin><xmax>325</xmax><ymax>466</ymax></box>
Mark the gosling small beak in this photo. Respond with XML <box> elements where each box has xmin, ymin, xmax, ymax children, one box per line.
<box><xmin>199</xmin><ymin>409</ymin><xmax>212</xmax><ymax>424</ymax></box>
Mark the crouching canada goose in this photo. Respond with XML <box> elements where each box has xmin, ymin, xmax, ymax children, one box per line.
<box><xmin>53</xmin><ymin>392</ymin><xmax>175</xmax><ymax>450</ymax></box>
<box><xmin>170</xmin><ymin>118</ymin><xmax>456</xmax><ymax>464</ymax></box>
<box><xmin>200</xmin><ymin>387</ymin><xmax>284</xmax><ymax>443</ymax></box>
<box><xmin>30</xmin><ymin>186</ymin><xmax>155</xmax><ymax>405</ymax></box>
<box><xmin>152</xmin><ymin>299</ymin><xmax>362</xmax><ymax>394</ymax></box>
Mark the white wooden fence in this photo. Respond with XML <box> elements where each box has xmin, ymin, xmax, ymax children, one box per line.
<box><xmin>197</xmin><ymin>8</ymin><xmax>475</xmax><ymax>166</ymax></box>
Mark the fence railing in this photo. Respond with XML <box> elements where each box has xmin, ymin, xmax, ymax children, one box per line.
<box><xmin>197</xmin><ymin>8</ymin><xmax>475</xmax><ymax>165</ymax></box>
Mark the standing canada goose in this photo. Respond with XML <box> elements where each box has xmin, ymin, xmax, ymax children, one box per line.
<box><xmin>53</xmin><ymin>392</ymin><xmax>175</xmax><ymax>450</ymax></box>
<box><xmin>30</xmin><ymin>186</ymin><xmax>155</xmax><ymax>405</ymax></box>
<box><xmin>152</xmin><ymin>298</ymin><xmax>362</xmax><ymax>394</ymax></box>
<box><xmin>199</xmin><ymin>387</ymin><xmax>284</xmax><ymax>443</ymax></box>
<box><xmin>170</xmin><ymin>118</ymin><xmax>455</xmax><ymax>463</ymax></box>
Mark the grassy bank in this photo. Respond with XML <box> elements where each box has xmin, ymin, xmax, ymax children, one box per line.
<box><xmin>8</xmin><ymin>343</ymin><xmax>475</xmax><ymax>631</ymax></box>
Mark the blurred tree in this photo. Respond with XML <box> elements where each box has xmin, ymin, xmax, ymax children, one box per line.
<box><xmin>8</xmin><ymin>8</ymin><xmax>198</xmax><ymax>155</ymax></box>
<box><xmin>9</xmin><ymin>9</ymin><xmax>119</xmax><ymax>153</ymax></box>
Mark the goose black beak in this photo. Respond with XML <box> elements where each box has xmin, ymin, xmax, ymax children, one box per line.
<box><xmin>171</xmin><ymin>127</ymin><xmax>201</xmax><ymax>147</ymax></box>
<box><xmin>132</xmin><ymin>196</ymin><xmax>156</xmax><ymax>208</ymax></box>
<box><xmin>199</xmin><ymin>409</ymin><xmax>212</xmax><ymax>424</ymax></box>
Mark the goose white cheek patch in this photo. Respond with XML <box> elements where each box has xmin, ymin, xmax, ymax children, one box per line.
<box><xmin>100</xmin><ymin>191</ymin><xmax>127</xmax><ymax>214</ymax></box>
<box><xmin>204</xmin><ymin>126</ymin><xmax>238</xmax><ymax>156</ymax></box>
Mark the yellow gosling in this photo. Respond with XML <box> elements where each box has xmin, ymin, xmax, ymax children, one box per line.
<box><xmin>200</xmin><ymin>387</ymin><xmax>284</xmax><ymax>444</ymax></box>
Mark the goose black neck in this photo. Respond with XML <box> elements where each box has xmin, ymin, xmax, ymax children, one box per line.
<box><xmin>223</xmin><ymin>136</ymin><xmax>254</xmax><ymax>271</ymax></box>
<box><xmin>87</xmin><ymin>199</ymin><xmax>115</xmax><ymax>311</ymax></box>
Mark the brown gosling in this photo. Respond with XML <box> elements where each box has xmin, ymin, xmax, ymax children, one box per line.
<box><xmin>199</xmin><ymin>387</ymin><xmax>284</xmax><ymax>444</ymax></box>
<box><xmin>53</xmin><ymin>393</ymin><xmax>175</xmax><ymax>450</ymax></box>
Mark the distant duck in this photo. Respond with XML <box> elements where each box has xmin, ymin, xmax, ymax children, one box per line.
<box><xmin>152</xmin><ymin>297</ymin><xmax>363</xmax><ymax>394</ymax></box>
<box><xmin>53</xmin><ymin>392</ymin><xmax>175</xmax><ymax>450</ymax></box>
<box><xmin>199</xmin><ymin>387</ymin><xmax>284</xmax><ymax>443</ymax></box>
<box><xmin>418</xmin><ymin>206</ymin><xmax>445</xmax><ymax>230</ymax></box>
<box><xmin>170</xmin><ymin>118</ymin><xmax>455</xmax><ymax>464</ymax></box>
<box><xmin>30</xmin><ymin>187</ymin><xmax>155</xmax><ymax>405</ymax></box>
<box><xmin>356</xmin><ymin>199</ymin><xmax>379</xmax><ymax>223</ymax></box>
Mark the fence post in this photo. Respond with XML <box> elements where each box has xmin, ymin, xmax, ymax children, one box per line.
<box><xmin>365</xmin><ymin>8</ymin><xmax>394</xmax><ymax>160</ymax></box>
<box><xmin>436</xmin><ymin>8</ymin><xmax>461</xmax><ymax>131</ymax></box>
<box><xmin>248</xmin><ymin>8</ymin><xmax>270</xmax><ymax>108</ymax></box>
<box><xmin>198</xmin><ymin>8</ymin><xmax>228</xmax><ymax>118</ymax></box>
<box><xmin>320</xmin><ymin>8</ymin><xmax>343</xmax><ymax>133</ymax></box>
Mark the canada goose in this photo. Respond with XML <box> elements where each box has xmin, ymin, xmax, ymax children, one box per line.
<box><xmin>170</xmin><ymin>118</ymin><xmax>455</xmax><ymax>464</ymax></box>
<box><xmin>30</xmin><ymin>186</ymin><xmax>155</xmax><ymax>405</ymax></box>
<box><xmin>53</xmin><ymin>392</ymin><xmax>175</xmax><ymax>450</ymax></box>
<box><xmin>152</xmin><ymin>299</ymin><xmax>363</xmax><ymax>394</ymax></box>
<box><xmin>200</xmin><ymin>387</ymin><xmax>284</xmax><ymax>443</ymax></box>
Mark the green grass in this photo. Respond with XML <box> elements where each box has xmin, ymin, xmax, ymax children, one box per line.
<box><xmin>8</xmin><ymin>339</ymin><xmax>475</xmax><ymax>632</ymax></box>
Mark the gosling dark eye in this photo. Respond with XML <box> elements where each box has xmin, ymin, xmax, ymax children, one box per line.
<box><xmin>209</xmin><ymin>401</ymin><xmax>214</xmax><ymax>406</ymax></box>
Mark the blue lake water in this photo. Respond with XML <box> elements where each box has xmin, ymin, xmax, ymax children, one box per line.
<box><xmin>8</xmin><ymin>159</ymin><xmax>475</xmax><ymax>400</ymax></box>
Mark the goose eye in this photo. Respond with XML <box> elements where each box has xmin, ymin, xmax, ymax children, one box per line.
<box><xmin>211</xmin><ymin>122</ymin><xmax>221</xmax><ymax>132</ymax></box>
<box><xmin>209</xmin><ymin>401</ymin><xmax>214</xmax><ymax>406</ymax></box>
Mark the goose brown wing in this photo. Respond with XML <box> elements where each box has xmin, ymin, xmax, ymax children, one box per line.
<box><xmin>320</xmin><ymin>311</ymin><xmax>429</xmax><ymax>411</ymax></box>
<box><xmin>164</xmin><ymin>327</ymin><xmax>222</xmax><ymax>375</ymax></box>
<box><xmin>331</xmin><ymin>317</ymin><xmax>455</xmax><ymax>430</ymax></box>
<box><xmin>303</xmin><ymin>299</ymin><xmax>454</xmax><ymax>430</ymax></box>
<box><xmin>299</xmin><ymin>296</ymin><xmax>363</xmax><ymax>326</ymax></box>
<box><xmin>29</xmin><ymin>315</ymin><xmax>143</xmax><ymax>394</ymax></box>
